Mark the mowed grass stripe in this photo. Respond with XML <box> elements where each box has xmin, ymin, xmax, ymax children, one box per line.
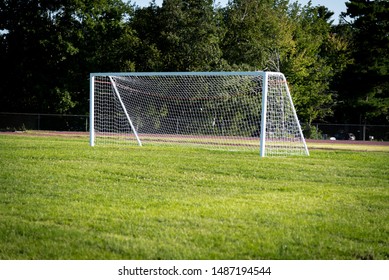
<box><xmin>0</xmin><ymin>134</ymin><xmax>388</xmax><ymax>259</ymax></box>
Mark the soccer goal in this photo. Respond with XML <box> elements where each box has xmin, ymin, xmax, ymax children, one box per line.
<box><xmin>90</xmin><ymin>72</ymin><xmax>309</xmax><ymax>157</ymax></box>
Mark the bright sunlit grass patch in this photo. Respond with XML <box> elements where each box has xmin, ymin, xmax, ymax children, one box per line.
<box><xmin>0</xmin><ymin>133</ymin><xmax>388</xmax><ymax>259</ymax></box>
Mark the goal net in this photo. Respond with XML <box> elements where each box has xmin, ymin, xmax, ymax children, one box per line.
<box><xmin>90</xmin><ymin>72</ymin><xmax>309</xmax><ymax>156</ymax></box>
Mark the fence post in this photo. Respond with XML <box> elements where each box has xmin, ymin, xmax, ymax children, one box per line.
<box><xmin>363</xmin><ymin>123</ymin><xmax>366</xmax><ymax>141</ymax></box>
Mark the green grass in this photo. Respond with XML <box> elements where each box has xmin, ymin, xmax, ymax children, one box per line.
<box><xmin>0</xmin><ymin>133</ymin><xmax>388</xmax><ymax>260</ymax></box>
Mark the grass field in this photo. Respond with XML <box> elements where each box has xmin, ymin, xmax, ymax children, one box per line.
<box><xmin>0</xmin><ymin>132</ymin><xmax>388</xmax><ymax>260</ymax></box>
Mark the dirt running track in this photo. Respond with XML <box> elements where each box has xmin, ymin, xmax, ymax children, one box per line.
<box><xmin>1</xmin><ymin>130</ymin><xmax>388</xmax><ymax>147</ymax></box>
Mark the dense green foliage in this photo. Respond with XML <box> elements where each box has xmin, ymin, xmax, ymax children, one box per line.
<box><xmin>0</xmin><ymin>133</ymin><xmax>388</xmax><ymax>259</ymax></box>
<box><xmin>0</xmin><ymin>0</ymin><xmax>388</xmax><ymax>126</ymax></box>
<box><xmin>333</xmin><ymin>0</ymin><xmax>389</xmax><ymax>125</ymax></box>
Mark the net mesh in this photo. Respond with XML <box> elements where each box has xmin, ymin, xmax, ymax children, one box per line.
<box><xmin>92</xmin><ymin>72</ymin><xmax>308</xmax><ymax>156</ymax></box>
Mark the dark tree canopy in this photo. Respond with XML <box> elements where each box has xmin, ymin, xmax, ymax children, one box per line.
<box><xmin>0</xmin><ymin>0</ymin><xmax>388</xmax><ymax>126</ymax></box>
<box><xmin>333</xmin><ymin>0</ymin><xmax>389</xmax><ymax>124</ymax></box>
<box><xmin>0</xmin><ymin>0</ymin><xmax>138</xmax><ymax>113</ymax></box>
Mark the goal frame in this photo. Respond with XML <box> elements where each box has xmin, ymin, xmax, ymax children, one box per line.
<box><xmin>89</xmin><ymin>71</ymin><xmax>309</xmax><ymax>157</ymax></box>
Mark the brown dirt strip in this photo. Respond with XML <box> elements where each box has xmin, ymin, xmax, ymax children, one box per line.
<box><xmin>307</xmin><ymin>139</ymin><xmax>389</xmax><ymax>146</ymax></box>
<box><xmin>1</xmin><ymin>130</ymin><xmax>388</xmax><ymax>148</ymax></box>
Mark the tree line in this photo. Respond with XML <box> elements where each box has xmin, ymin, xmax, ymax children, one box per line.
<box><xmin>0</xmin><ymin>0</ymin><xmax>388</xmax><ymax>128</ymax></box>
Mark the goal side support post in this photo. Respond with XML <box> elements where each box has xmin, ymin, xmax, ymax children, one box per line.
<box><xmin>108</xmin><ymin>76</ymin><xmax>142</xmax><ymax>146</ymax></box>
<box><xmin>283</xmin><ymin>74</ymin><xmax>310</xmax><ymax>156</ymax></box>
<box><xmin>259</xmin><ymin>71</ymin><xmax>309</xmax><ymax>157</ymax></box>
<box><xmin>259</xmin><ymin>72</ymin><xmax>268</xmax><ymax>157</ymax></box>
<box><xmin>89</xmin><ymin>74</ymin><xmax>95</xmax><ymax>147</ymax></box>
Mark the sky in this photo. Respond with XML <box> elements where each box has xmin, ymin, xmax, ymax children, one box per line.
<box><xmin>132</xmin><ymin>0</ymin><xmax>348</xmax><ymax>21</ymax></box>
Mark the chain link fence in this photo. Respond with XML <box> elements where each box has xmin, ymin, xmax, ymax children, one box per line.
<box><xmin>0</xmin><ymin>112</ymin><xmax>89</xmax><ymax>132</ymax></box>
<box><xmin>304</xmin><ymin>123</ymin><xmax>389</xmax><ymax>141</ymax></box>
<box><xmin>1</xmin><ymin>112</ymin><xmax>388</xmax><ymax>141</ymax></box>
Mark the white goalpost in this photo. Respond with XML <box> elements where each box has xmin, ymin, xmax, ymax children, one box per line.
<box><xmin>90</xmin><ymin>72</ymin><xmax>309</xmax><ymax>157</ymax></box>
